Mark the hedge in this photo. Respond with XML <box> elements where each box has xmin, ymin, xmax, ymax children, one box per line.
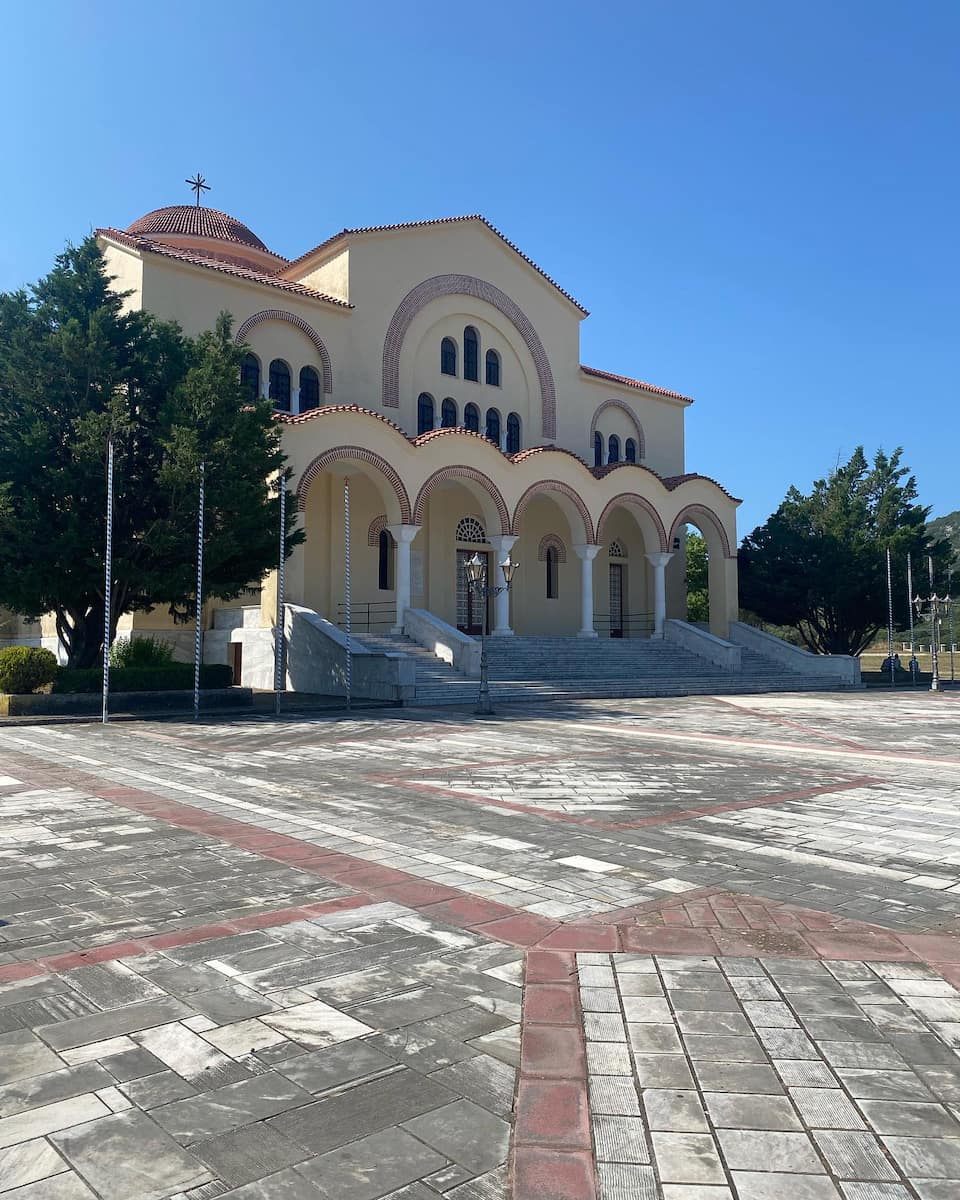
<box><xmin>53</xmin><ymin>663</ymin><xmax>234</xmax><ymax>694</ymax></box>
<box><xmin>0</xmin><ymin>646</ymin><xmax>58</xmax><ymax>694</ymax></box>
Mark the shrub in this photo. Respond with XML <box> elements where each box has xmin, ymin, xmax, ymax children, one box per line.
<box><xmin>0</xmin><ymin>646</ymin><xmax>59</xmax><ymax>694</ymax></box>
<box><xmin>53</xmin><ymin>663</ymin><xmax>234</xmax><ymax>694</ymax></box>
<box><xmin>109</xmin><ymin>635</ymin><xmax>176</xmax><ymax>669</ymax></box>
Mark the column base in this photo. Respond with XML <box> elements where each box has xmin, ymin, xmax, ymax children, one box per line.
<box><xmin>390</xmin><ymin>625</ymin><xmax>404</xmax><ymax>636</ymax></box>
<box><xmin>577</xmin><ymin>630</ymin><xmax>599</xmax><ymax>639</ymax></box>
<box><xmin>491</xmin><ymin>628</ymin><xmax>515</xmax><ymax>637</ymax></box>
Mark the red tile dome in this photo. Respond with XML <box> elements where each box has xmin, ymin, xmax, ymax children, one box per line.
<box><xmin>126</xmin><ymin>205</ymin><xmax>268</xmax><ymax>251</ymax></box>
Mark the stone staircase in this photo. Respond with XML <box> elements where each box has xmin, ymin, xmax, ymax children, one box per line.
<box><xmin>355</xmin><ymin>632</ymin><xmax>857</xmax><ymax>707</ymax></box>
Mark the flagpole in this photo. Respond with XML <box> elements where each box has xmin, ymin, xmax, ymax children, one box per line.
<box><xmin>344</xmin><ymin>478</ymin><xmax>352</xmax><ymax>711</ymax></box>
<box><xmin>102</xmin><ymin>439</ymin><xmax>114</xmax><ymax>725</ymax></box>
<box><xmin>274</xmin><ymin>477</ymin><xmax>286</xmax><ymax>717</ymax></box>
<box><xmin>193</xmin><ymin>462</ymin><xmax>205</xmax><ymax>721</ymax></box>
<box><xmin>907</xmin><ymin>552</ymin><xmax>917</xmax><ymax>686</ymax></box>
<box><xmin>885</xmin><ymin>546</ymin><xmax>895</xmax><ymax>689</ymax></box>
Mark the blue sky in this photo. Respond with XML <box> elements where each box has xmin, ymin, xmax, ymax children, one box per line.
<box><xmin>2</xmin><ymin>0</ymin><xmax>957</xmax><ymax>536</ymax></box>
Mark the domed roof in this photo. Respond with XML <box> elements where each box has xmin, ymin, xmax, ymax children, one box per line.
<box><xmin>126</xmin><ymin>205</ymin><xmax>268</xmax><ymax>252</ymax></box>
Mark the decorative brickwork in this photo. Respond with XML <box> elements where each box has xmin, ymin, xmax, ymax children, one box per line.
<box><xmin>537</xmin><ymin>533</ymin><xmax>567</xmax><ymax>564</ymax></box>
<box><xmin>413</xmin><ymin>466</ymin><xmax>511</xmax><ymax>534</ymax></box>
<box><xmin>669</xmin><ymin>502</ymin><xmax>734</xmax><ymax>558</ymax></box>
<box><xmin>588</xmin><ymin>399</ymin><xmax>645</xmax><ymax>458</ymax></box>
<box><xmin>367</xmin><ymin>514</ymin><xmax>388</xmax><ymax>546</ymax></box>
<box><xmin>596</xmin><ymin>493</ymin><xmax>668</xmax><ymax>552</ymax></box>
<box><xmin>512</xmin><ymin>480</ymin><xmax>594</xmax><ymax>543</ymax></box>
<box><xmin>235</xmin><ymin>310</ymin><xmax>333</xmax><ymax>395</ymax></box>
<box><xmin>382</xmin><ymin>274</ymin><xmax>557</xmax><ymax>439</ymax></box>
<box><xmin>297</xmin><ymin>445</ymin><xmax>412</xmax><ymax>521</ymax></box>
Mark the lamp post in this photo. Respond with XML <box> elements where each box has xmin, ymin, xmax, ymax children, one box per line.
<box><xmin>465</xmin><ymin>551</ymin><xmax>518</xmax><ymax>715</ymax></box>
<box><xmin>913</xmin><ymin>589</ymin><xmax>950</xmax><ymax>693</ymax></box>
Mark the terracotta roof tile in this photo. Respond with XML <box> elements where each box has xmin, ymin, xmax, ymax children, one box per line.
<box><xmin>97</xmin><ymin>229</ymin><xmax>351</xmax><ymax>308</ymax></box>
<box><xmin>126</xmin><ymin>205</ymin><xmax>272</xmax><ymax>253</ymax></box>
<box><xmin>282</xmin><ymin>215</ymin><xmax>589</xmax><ymax>314</ymax></box>
<box><xmin>581</xmin><ymin>365</ymin><xmax>693</xmax><ymax>403</ymax></box>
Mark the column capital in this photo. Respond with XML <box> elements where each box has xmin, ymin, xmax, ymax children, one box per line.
<box><xmin>487</xmin><ymin>534</ymin><xmax>518</xmax><ymax>553</ymax></box>
<box><xmin>386</xmin><ymin>523</ymin><xmax>422</xmax><ymax>544</ymax></box>
<box><xmin>645</xmin><ymin>551</ymin><xmax>674</xmax><ymax>568</ymax></box>
<box><xmin>573</xmin><ymin>543</ymin><xmax>603</xmax><ymax>561</ymax></box>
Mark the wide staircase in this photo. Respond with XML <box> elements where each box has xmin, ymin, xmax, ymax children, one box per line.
<box><xmin>356</xmin><ymin>632</ymin><xmax>854</xmax><ymax>707</ymax></box>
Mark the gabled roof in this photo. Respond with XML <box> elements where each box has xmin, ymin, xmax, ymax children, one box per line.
<box><xmin>96</xmin><ymin>229</ymin><xmax>352</xmax><ymax>308</ymax></box>
<box><xmin>581</xmin><ymin>365</ymin><xmax>693</xmax><ymax>404</ymax></box>
<box><xmin>281</xmin><ymin>215</ymin><xmax>589</xmax><ymax>315</ymax></box>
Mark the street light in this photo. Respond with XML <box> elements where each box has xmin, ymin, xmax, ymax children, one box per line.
<box><xmin>913</xmin><ymin>589</ymin><xmax>951</xmax><ymax>693</ymax></box>
<box><xmin>465</xmin><ymin>552</ymin><xmax>519</xmax><ymax>715</ymax></box>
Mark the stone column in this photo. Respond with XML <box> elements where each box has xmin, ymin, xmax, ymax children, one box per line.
<box><xmin>386</xmin><ymin>524</ymin><xmax>421</xmax><ymax>634</ymax></box>
<box><xmin>573</xmin><ymin>544</ymin><xmax>602</xmax><ymax>638</ymax></box>
<box><xmin>487</xmin><ymin>535</ymin><xmax>518</xmax><ymax>636</ymax></box>
<box><xmin>646</xmin><ymin>551</ymin><xmax>674</xmax><ymax>637</ymax></box>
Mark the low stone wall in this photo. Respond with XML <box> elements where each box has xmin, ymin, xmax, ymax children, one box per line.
<box><xmin>283</xmin><ymin>605</ymin><xmax>416</xmax><ymax>703</ymax></box>
<box><xmin>404</xmin><ymin>608</ymin><xmax>481</xmax><ymax>677</ymax></box>
<box><xmin>0</xmin><ymin>688</ymin><xmax>253</xmax><ymax>718</ymax></box>
<box><xmin>729</xmin><ymin>621</ymin><xmax>861</xmax><ymax>685</ymax></box>
<box><xmin>664</xmin><ymin>619</ymin><xmax>742</xmax><ymax>670</ymax></box>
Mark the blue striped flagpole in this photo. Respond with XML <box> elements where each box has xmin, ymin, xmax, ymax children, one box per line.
<box><xmin>193</xmin><ymin>463</ymin><xmax>205</xmax><ymax>721</ymax></box>
<box><xmin>274</xmin><ymin>479</ymin><xmax>286</xmax><ymax>717</ymax></box>
<box><xmin>102</xmin><ymin>440</ymin><xmax>114</xmax><ymax>725</ymax></box>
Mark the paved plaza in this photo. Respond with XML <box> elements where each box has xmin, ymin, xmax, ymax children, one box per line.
<box><xmin>1</xmin><ymin>691</ymin><xmax>960</xmax><ymax>1199</ymax></box>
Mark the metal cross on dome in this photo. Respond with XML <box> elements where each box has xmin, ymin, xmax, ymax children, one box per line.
<box><xmin>185</xmin><ymin>173</ymin><xmax>210</xmax><ymax>207</ymax></box>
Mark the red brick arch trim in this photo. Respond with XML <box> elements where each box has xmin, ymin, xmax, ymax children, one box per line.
<box><xmin>236</xmin><ymin>310</ymin><xmax>333</xmax><ymax>395</ymax></box>
<box><xmin>537</xmin><ymin>534</ymin><xmax>567</xmax><ymax>564</ymax></box>
<box><xmin>367</xmin><ymin>514</ymin><xmax>388</xmax><ymax>546</ymax></box>
<box><xmin>596</xmin><ymin>493</ymin><xmax>668</xmax><ymax>552</ymax></box>
<box><xmin>511</xmin><ymin>480</ymin><xmax>594</xmax><ymax>543</ymax></box>
<box><xmin>382</xmin><ymin>274</ymin><xmax>557</xmax><ymax>439</ymax></box>
<box><xmin>412</xmin><ymin>466</ymin><xmax>511</xmax><ymax>534</ymax></box>
<box><xmin>589</xmin><ymin>399</ymin><xmax>645</xmax><ymax>458</ymax></box>
<box><xmin>297</xmin><ymin>446</ymin><xmax>412</xmax><ymax>521</ymax></box>
<box><xmin>669</xmin><ymin>503</ymin><xmax>734</xmax><ymax>558</ymax></box>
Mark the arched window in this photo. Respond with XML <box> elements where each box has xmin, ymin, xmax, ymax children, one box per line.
<box><xmin>269</xmin><ymin>359</ymin><xmax>291</xmax><ymax>411</ymax></box>
<box><xmin>608</xmin><ymin>540</ymin><xmax>627</xmax><ymax>558</ymax></box>
<box><xmin>240</xmin><ymin>353</ymin><xmax>260</xmax><ymax>401</ymax></box>
<box><xmin>485</xmin><ymin>349</ymin><xmax>501</xmax><ymax>387</ymax></box>
<box><xmin>464</xmin><ymin>402</ymin><xmax>480</xmax><ymax>433</ymax></box>
<box><xmin>456</xmin><ymin>516</ymin><xmax>486</xmax><ymax>543</ymax></box>
<box><xmin>546</xmin><ymin>547</ymin><xmax>558</xmax><ymax>599</ymax></box>
<box><xmin>625</xmin><ymin>438</ymin><xmax>637</xmax><ymax>463</ymax></box>
<box><xmin>485</xmin><ymin>408</ymin><xmax>501</xmax><ymax>445</ymax></box>
<box><xmin>506</xmin><ymin>412</ymin><xmax>521</xmax><ymax>454</ymax></box>
<box><xmin>378</xmin><ymin>529</ymin><xmax>394</xmax><ymax>590</ymax></box>
<box><xmin>441</xmin><ymin>337</ymin><xmax>457</xmax><ymax>377</ymax></box>
<box><xmin>608</xmin><ymin>434</ymin><xmax>620</xmax><ymax>464</ymax></box>
<box><xmin>464</xmin><ymin>326</ymin><xmax>479</xmax><ymax>382</ymax></box>
<box><xmin>417</xmin><ymin>392</ymin><xmax>435</xmax><ymax>435</ymax></box>
<box><xmin>441</xmin><ymin>398</ymin><xmax>457</xmax><ymax>427</ymax></box>
<box><xmin>299</xmin><ymin>366</ymin><xmax>320</xmax><ymax>413</ymax></box>
<box><xmin>594</xmin><ymin>431</ymin><xmax>603</xmax><ymax>467</ymax></box>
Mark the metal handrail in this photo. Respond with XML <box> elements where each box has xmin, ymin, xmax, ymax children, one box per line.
<box><xmin>594</xmin><ymin>611</ymin><xmax>656</xmax><ymax>637</ymax></box>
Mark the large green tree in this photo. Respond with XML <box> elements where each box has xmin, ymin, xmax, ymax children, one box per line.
<box><xmin>0</xmin><ymin>237</ymin><xmax>302</xmax><ymax>668</ymax></box>
<box><xmin>685</xmin><ymin>531</ymin><xmax>710</xmax><ymax>623</ymax></box>
<box><xmin>739</xmin><ymin>447</ymin><xmax>950</xmax><ymax>655</ymax></box>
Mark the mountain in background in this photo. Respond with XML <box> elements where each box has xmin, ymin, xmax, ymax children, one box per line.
<box><xmin>928</xmin><ymin>510</ymin><xmax>960</xmax><ymax>574</ymax></box>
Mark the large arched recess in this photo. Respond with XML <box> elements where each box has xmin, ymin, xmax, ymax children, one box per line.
<box><xmin>512</xmin><ymin>480</ymin><xmax>594</xmax><ymax>544</ymax></box>
<box><xmin>597</xmin><ymin>493</ymin><xmax>668</xmax><ymax>552</ymax></box>
<box><xmin>297</xmin><ymin>445</ymin><xmax>411</xmax><ymax>524</ymax></box>
<box><xmin>236</xmin><ymin>310</ymin><xmax>333</xmax><ymax>395</ymax></box>
<box><xmin>382</xmin><ymin>274</ymin><xmax>557</xmax><ymax>438</ymax></box>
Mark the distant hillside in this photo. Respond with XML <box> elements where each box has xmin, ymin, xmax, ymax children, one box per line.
<box><xmin>928</xmin><ymin>510</ymin><xmax>960</xmax><ymax>569</ymax></box>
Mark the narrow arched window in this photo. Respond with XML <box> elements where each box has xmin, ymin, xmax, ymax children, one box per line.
<box><xmin>506</xmin><ymin>412</ymin><xmax>521</xmax><ymax>454</ymax></box>
<box><xmin>417</xmin><ymin>392</ymin><xmax>435</xmax><ymax>435</ymax></box>
<box><xmin>378</xmin><ymin>529</ymin><xmax>394</xmax><ymax>590</ymax></box>
<box><xmin>464</xmin><ymin>402</ymin><xmax>480</xmax><ymax>433</ymax></box>
<box><xmin>608</xmin><ymin>434</ymin><xmax>620</xmax><ymax>464</ymax></box>
<box><xmin>441</xmin><ymin>398</ymin><xmax>457</xmax><ymax>427</ymax></box>
<box><xmin>464</xmin><ymin>326</ymin><xmax>479</xmax><ymax>382</ymax></box>
<box><xmin>546</xmin><ymin>547</ymin><xmax>558</xmax><ymax>599</ymax></box>
<box><xmin>594</xmin><ymin>431</ymin><xmax>603</xmax><ymax>467</ymax></box>
<box><xmin>269</xmin><ymin>360</ymin><xmax>291</xmax><ymax>411</ymax></box>
<box><xmin>299</xmin><ymin>366</ymin><xmax>320</xmax><ymax>413</ymax></box>
<box><xmin>240</xmin><ymin>353</ymin><xmax>260</xmax><ymax>401</ymax></box>
<box><xmin>485</xmin><ymin>408</ymin><xmax>501</xmax><ymax>445</ymax></box>
<box><xmin>441</xmin><ymin>337</ymin><xmax>457</xmax><ymax>376</ymax></box>
<box><xmin>625</xmin><ymin>437</ymin><xmax>637</xmax><ymax>463</ymax></box>
<box><xmin>485</xmin><ymin>349</ymin><xmax>501</xmax><ymax>387</ymax></box>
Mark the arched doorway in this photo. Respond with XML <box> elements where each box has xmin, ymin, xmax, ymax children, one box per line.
<box><xmin>596</xmin><ymin>495</ymin><xmax>669</xmax><ymax>638</ymax></box>
<box><xmin>667</xmin><ymin>505</ymin><xmax>736</xmax><ymax>638</ymax></box>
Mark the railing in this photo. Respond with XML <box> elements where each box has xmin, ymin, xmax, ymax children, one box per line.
<box><xmin>594</xmin><ymin>612</ymin><xmax>656</xmax><ymax>638</ymax></box>
<box><xmin>335</xmin><ymin>601</ymin><xmax>395</xmax><ymax>633</ymax></box>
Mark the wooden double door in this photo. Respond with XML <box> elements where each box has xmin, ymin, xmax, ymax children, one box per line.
<box><xmin>456</xmin><ymin>549</ymin><xmax>489</xmax><ymax>634</ymax></box>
